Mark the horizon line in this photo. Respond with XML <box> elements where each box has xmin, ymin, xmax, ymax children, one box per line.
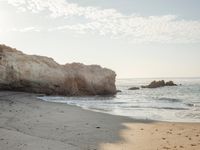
<box><xmin>116</xmin><ymin>76</ymin><xmax>200</xmax><ymax>79</ymax></box>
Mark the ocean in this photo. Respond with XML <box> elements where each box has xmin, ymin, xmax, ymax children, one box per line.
<box><xmin>40</xmin><ymin>78</ymin><xmax>200</xmax><ymax>122</ymax></box>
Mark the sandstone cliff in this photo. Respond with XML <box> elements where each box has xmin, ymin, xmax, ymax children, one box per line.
<box><xmin>0</xmin><ymin>44</ymin><xmax>116</xmax><ymax>96</ymax></box>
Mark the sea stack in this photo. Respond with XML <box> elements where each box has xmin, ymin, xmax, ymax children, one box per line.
<box><xmin>0</xmin><ymin>44</ymin><xmax>117</xmax><ymax>96</ymax></box>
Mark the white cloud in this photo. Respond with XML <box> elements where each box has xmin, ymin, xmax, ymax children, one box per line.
<box><xmin>5</xmin><ymin>0</ymin><xmax>200</xmax><ymax>43</ymax></box>
<box><xmin>11</xmin><ymin>26</ymin><xmax>41</xmax><ymax>32</ymax></box>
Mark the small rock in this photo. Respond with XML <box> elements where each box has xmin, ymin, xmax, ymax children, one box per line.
<box><xmin>116</xmin><ymin>90</ymin><xmax>122</xmax><ymax>93</ymax></box>
<box><xmin>128</xmin><ymin>87</ymin><xmax>140</xmax><ymax>90</ymax></box>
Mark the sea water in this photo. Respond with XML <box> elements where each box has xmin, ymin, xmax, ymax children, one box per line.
<box><xmin>40</xmin><ymin>78</ymin><xmax>200</xmax><ymax>122</ymax></box>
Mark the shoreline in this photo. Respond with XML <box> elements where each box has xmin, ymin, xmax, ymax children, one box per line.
<box><xmin>0</xmin><ymin>91</ymin><xmax>200</xmax><ymax>150</ymax></box>
<box><xmin>40</xmin><ymin>97</ymin><xmax>157</xmax><ymax>124</ymax></box>
<box><xmin>40</xmin><ymin>96</ymin><xmax>200</xmax><ymax>124</ymax></box>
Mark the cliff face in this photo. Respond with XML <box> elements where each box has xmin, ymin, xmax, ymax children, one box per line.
<box><xmin>0</xmin><ymin>44</ymin><xmax>116</xmax><ymax>96</ymax></box>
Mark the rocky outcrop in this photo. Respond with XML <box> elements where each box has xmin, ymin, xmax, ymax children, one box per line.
<box><xmin>165</xmin><ymin>81</ymin><xmax>177</xmax><ymax>86</ymax></box>
<box><xmin>128</xmin><ymin>87</ymin><xmax>140</xmax><ymax>90</ymax></box>
<box><xmin>141</xmin><ymin>80</ymin><xmax>177</xmax><ymax>88</ymax></box>
<box><xmin>0</xmin><ymin>44</ymin><xmax>116</xmax><ymax>96</ymax></box>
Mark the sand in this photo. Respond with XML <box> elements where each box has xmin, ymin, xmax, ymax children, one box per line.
<box><xmin>0</xmin><ymin>91</ymin><xmax>134</xmax><ymax>150</ymax></box>
<box><xmin>0</xmin><ymin>91</ymin><xmax>200</xmax><ymax>150</ymax></box>
<box><xmin>100</xmin><ymin>123</ymin><xmax>200</xmax><ymax>150</ymax></box>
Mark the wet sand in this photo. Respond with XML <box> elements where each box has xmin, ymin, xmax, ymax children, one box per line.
<box><xmin>0</xmin><ymin>91</ymin><xmax>135</xmax><ymax>150</ymax></box>
<box><xmin>0</xmin><ymin>91</ymin><xmax>200</xmax><ymax>150</ymax></box>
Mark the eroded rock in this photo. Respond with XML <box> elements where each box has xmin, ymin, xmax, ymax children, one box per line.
<box><xmin>0</xmin><ymin>44</ymin><xmax>116</xmax><ymax>96</ymax></box>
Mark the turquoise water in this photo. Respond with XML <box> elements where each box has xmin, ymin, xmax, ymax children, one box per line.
<box><xmin>40</xmin><ymin>78</ymin><xmax>200</xmax><ymax>122</ymax></box>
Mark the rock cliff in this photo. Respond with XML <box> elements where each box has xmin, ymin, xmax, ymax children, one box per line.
<box><xmin>0</xmin><ymin>44</ymin><xmax>116</xmax><ymax>96</ymax></box>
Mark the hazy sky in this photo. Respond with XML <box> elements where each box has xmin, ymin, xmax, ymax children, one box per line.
<box><xmin>0</xmin><ymin>0</ymin><xmax>200</xmax><ymax>78</ymax></box>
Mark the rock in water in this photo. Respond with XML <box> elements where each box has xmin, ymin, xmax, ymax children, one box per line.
<box><xmin>141</xmin><ymin>80</ymin><xmax>177</xmax><ymax>88</ymax></box>
<box><xmin>141</xmin><ymin>80</ymin><xmax>165</xmax><ymax>88</ymax></box>
<box><xmin>165</xmin><ymin>81</ymin><xmax>177</xmax><ymax>86</ymax></box>
<box><xmin>116</xmin><ymin>90</ymin><xmax>122</xmax><ymax>93</ymax></box>
<box><xmin>0</xmin><ymin>44</ymin><xmax>116</xmax><ymax>96</ymax></box>
<box><xmin>128</xmin><ymin>87</ymin><xmax>140</xmax><ymax>90</ymax></box>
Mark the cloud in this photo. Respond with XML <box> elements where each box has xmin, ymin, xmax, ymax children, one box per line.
<box><xmin>5</xmin><ymin>0</ymin><xmax>200</xmax><ymax>43</ymax></box>
<box><xmin>11</xmin><ymin>26</ymin><xmax>41</xmax><ymax>32</ymax></box>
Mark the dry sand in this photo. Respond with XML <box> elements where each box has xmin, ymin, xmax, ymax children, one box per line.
<box><xmin>100</xmin><ymin>123</ymin><xmax>200</xmax><ymax>150</ymax></box>
<box><xmin>0</xmin><ymin>91</ymin><xmax>200</xmax><ymax>150</ymax></box>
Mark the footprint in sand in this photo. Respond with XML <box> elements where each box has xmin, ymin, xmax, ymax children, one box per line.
<box><xmin>163</xmin><ymin>146</ymin><xmax>170</xmax><ymax>149</ymax></box>
<box><xmin>191</xmin><ymin>144</ymin><xmax>196</xmax><ymax>146</ymax></box>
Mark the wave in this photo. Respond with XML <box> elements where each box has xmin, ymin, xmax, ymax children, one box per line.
<box><xmin>130</xmin><ymin>105</ymin><xmax>188</xmax><ymax>110</ymax></box>
<box><xmin>157</xmin><ymin>97</ymin><xmax>182</xmax><ymax>102</ymax></box>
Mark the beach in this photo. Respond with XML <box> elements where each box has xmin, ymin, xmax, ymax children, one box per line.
<box><xmin>0</xmin><ymin>91</ymin><xmax>200</xmax><ymax>150</ymax></box>
<box><xmin>1</xmin><ymin>0</ymin><xmax>200</xmax><ymax>149</ymax></box>
<box><xmin>101</xmin><ymin>123</ymin><xmax>200</xmax><ymax>150</ymax></box>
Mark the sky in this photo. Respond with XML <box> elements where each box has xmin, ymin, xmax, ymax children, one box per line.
<box><xmin>0</xmin><ymin>0</ymin><xmax>200</xmax><ymax>78</ymax></box>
